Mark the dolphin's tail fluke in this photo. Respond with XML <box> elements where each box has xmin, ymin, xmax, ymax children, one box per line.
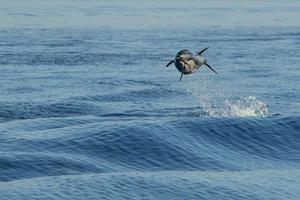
<box><xmin>196</xmin><ymin>47</ymin><xmax>209</xmax><ymax>55</ymax></box>
<box><xmin>204</xmin><ymin>63</ymin><xmax>218</xmax><ymax>74</ymax></box>
<box><xmin>166</xmin><ymin>60</ymin><xmax>174</xmax><ymax>67</ymax></box>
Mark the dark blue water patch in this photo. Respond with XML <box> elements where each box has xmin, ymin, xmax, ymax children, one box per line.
<box><xmin>7</xmin><ymin>86</ymin><xmax>43</xmax><ymax>94</ymax></box>
<box><xmin>90</xmin><ymin>106</ymin><xmax>207</xmax><ymax>119</ymax></box>
<box><xmin>0</xmin><ymin>53</ymin><xmax>125</xmax><ymax>66</ymax></box>
<box><xmin>0</xmin><ymin>153</ymin><xmax>101</xmax><ymax>181</ymax></box>
<box><xmin>236</xmin><ymin>68</ymin><xmax>278</xmax><ymax>78</ymax></box>
<box><xmin>8</xmin><ymin>12</ymin><xmax>39</xmax><ymax>17</ymax></box>
<box><xmin>0</xmin><ymin>101</ymin><xmax>102</xmax><ymax>122</ymax></box>
<box><xmin>38</xmin><ymin>39</ymin><xmax>85</xmax><ymax>48</ymax></box>
<box><xmin>124</xmin><ymin>79</ymin><xmax>163</xmax><ymax>87</ymax></box>
<box><xmin>73</xmin><ymin>88</ymin><xmax>182</xmax><ymax>103</ymax></box>
<box><xmin>0</xmin><ymin>52</ymin><xmax>165</xmax><ymax>66</ymax></box>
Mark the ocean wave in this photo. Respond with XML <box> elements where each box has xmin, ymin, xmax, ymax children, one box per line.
<box><xmin>1</xmin><ymin>115</ymin><xmax>299</xmax><ymax>182</ymax></box>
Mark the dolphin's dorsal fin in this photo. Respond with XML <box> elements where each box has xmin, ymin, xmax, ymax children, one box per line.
<box><xmin>196</xmin><ymin>47</ymin><xmax>209</xmax><ymax>55</ymax></box>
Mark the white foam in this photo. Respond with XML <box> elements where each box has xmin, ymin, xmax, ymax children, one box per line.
<box><xmin>185</xmin><ymin>82</ymin><xmax>269</xmax><ymax>118</ymax></box>
<box><xmin>225</xmin><ymin>96</ymin><xmax>269</xmax><ymax>117</ymax></box>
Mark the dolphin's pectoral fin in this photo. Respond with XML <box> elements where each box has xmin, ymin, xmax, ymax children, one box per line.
<box><xmin>166</xmin><ymin>60</ymin><xmax>174</xmax><ymax>67</ymax></box>
<box><xmin>179</xmin><ymin>73</ymin><xmax>184</xmax><ymax>81</ymax></box>
<box><xmin>196</xmin><ymin>47</ymin><xmax>209</xmax><ymax>55</ymax></box>
<box><xmin>204</xmin><ymin>63</ymin><xmax>218</xmax><ymax>74</ymax></box>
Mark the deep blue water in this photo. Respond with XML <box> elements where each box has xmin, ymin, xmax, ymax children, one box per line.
<box><xmin>1</xmin><ymin>1</ymin><xmax>300</xmax><ymax>199</ymax></box>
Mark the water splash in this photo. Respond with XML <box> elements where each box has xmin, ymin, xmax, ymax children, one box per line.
<box><xmin>185</xmin><ymin>81</ymin><xmax>269</xmax><ymax>118</ymax></box>
<box><xmin>225</xmin><ymin>96</ymin><xmax>269</xmax><ymax>117</ymax></box>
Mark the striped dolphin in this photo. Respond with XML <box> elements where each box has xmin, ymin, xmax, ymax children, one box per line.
<box><xmin>166</xmin><ymin>47</ymin><xmax>218</xmax><ymax>81</ymax></box>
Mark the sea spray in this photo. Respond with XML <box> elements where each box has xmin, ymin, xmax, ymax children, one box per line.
<box><xmin>226</xmin><ymin>96</ymin><xmax>269</xmax><ymax>117</ymax></box>
<box><xmin>184</xmin><ymin>80</ymin><xmax>269</xmax><ymax>117</ymax></box>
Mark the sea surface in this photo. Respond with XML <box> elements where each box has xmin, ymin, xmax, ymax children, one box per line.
<box><xmin>0</xmin><ymin>0</ymin><xmax>300</xmax><ymax>199</ymax></box>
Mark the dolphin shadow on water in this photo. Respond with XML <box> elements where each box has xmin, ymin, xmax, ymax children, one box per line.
<box><xmin>166</xmin><ymin>47</ymin><xmax>218</xmax><ymax>81</ymax></box>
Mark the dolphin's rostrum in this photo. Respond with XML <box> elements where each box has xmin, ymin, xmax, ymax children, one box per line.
<box><xmin>166</xmin><ymin>47</ymin><xmax>218</xmax><ymax>81</ymax></box>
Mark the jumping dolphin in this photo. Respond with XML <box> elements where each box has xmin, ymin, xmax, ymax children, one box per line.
<box><xmin>166</xmin><ymin>47</ymin><xmax>218</xmax><ymax>81</ymax></box>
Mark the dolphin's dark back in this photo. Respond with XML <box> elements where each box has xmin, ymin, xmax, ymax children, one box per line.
<box><xmin>176</xmin><ymin>49</ymin><xmax>193</xmax><ymax>58</ymax></box>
